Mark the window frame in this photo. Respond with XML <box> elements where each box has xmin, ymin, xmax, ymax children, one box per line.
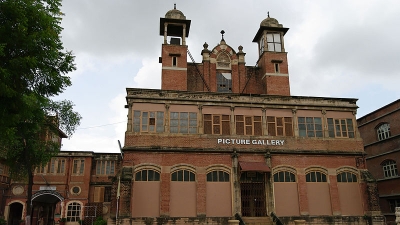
<box><xmin>206</xmin><ymin>170</ymin><xmax>230</xmax><ymax>182</ymax></box>
<box><xmin>267</xmin><ymin>116</ymin><xmax>293</xmax><ymax>136</ymax></box>
<box><xmin>133</xmin><ymin>110</ymin><xmax>164</xmax><ymax>133</ymax></box>
<box><xmin>204</xmin><ymin>114</ymin><xmax>230</xmax><ymax>135</ymax></box>
<box><xmin>171</xmin><ymin>169</ymin><xmax>196</xmax><ymax>182</ymax></box>
<box><xmin>170</xmin><ymin>112</ymin><xmax>197</xmax><ymax>134</ymax></box>
<box><xmin>327</xmin><ymin>118</ymin><xmax>355</xmax><ymax>138</ymax></box>
<box><xmin>235</xmin><ymin>115</ymin><xmax>262</xmax><ymax>136</ymax></box>
<box><xmin>298</xmin><ymin>117</ymin><xmax>323</xmax><ymax>138</ymax></box>
<box><xmin>337</xmin><ymin>171</ymin><xmax>358</xmax><ymax>182</ymax></box>
<box><xmin>382</xmin><ymin>160</ymin><xmax>398</xmax><ymax>178</ymax></box>
<box><xmin>49</xmin><ymin>158</ymin><xmax>66</xmax><ymax>174</ymax></box>
<box><xmin>66</xmin><ymin>202</ymin><xmax>82</xmax><ymax>222</ymax></box>
<box><xmin>96</xmin><ymin>160</ymin><xmax>116</xmax><ymax>175</ymax></box>
<box><xmin>135</xmin><ymin>169</ymin><xmax>161</xmax><ymax>181</ymax></box>
<box><xmin>72</xmin><ymin>159</ymin><xmax>85</xmax><ymax>175</ymax></box>
<box><xmin>216</xmin><ymin>73</ymin><xmax>232</xmax><ymax>93</ymax></box>
<box><xmin>306</xmin><ymin>171</ymin><xmax>327</xmax><ymax>182</ymax></box>
<box><xmin>266</xmin><ymin>33</ymin><xmax>282</xmax><ymax>52</ymax></box>
<box><xmin>273</xmin><ymin>171</ymin><xmax>296</xmax><ymax>182</ymax></box>
<box><xmin>377</xmin><ymin>123</ymin><xmax>391</xmax><ymax>141</ymax></box>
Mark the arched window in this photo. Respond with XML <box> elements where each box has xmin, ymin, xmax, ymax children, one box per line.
<box><xmin>273</xmin><ymin>171</ymin><xmax>296</xmax><ymax>182</ymax></box>
<box><xmin>216</xmin><ymin>52</ymin><xmax>231</xmax><ymax>69</ymax></box>
<box><xmin>207</xmin><ymin>170</ymin><xmax>229</xmax><ymax>182</ymax></box>
<box><xmin>337</xmin><ymin>172</ymin><xmax>357</xmax><ymax>182</ymax></box>
<box><xmin>382</xmin><ymin>160</ymin><xmax>398</xmax><ymax>178</ymax></box>
<box><xmin>171</xmin><ymin>169</ymin><xmax>195</xmax><ymax>182</ymax></box>
<box><xmin>377</xmin><ymin>123</ymin><xmax>391</xmax><ymax>141</ymax></box>
<box><xmin>306</xmin><ymin>171</ymin><xmax>327</xmax><ymax>182</ymax></box>
<box><xmin>66</xmin><ymin>202</ymin><xmax>81</xmax><ymax>222</ymax></box>
<box><xmin>135</xmin><ymin>169</ymin><xmax>160</xmax><ymax>181</ymax></box>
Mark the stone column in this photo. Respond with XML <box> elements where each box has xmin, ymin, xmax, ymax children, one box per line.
<box><xmin>182</xmin><ymin>24</ymin><xmax>186</xmax><ymax>45</ymax></box>
<box><xmin>395</xmin><ymin>207</ymin><xmax>400</xmax><ymax>225</ymax></box>
<box><xmin>292</xmin><ymin>109</ymin><xmax>298</xmax><ymax>137</ymax></box>
<box><xmin>232</xmin><ymin>151</ymin><xmax>240</xmax><ymax>215</ymax></box>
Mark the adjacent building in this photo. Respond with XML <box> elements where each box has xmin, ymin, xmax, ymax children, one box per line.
<box><xmin>3</xmin><ymin>151</ymin><xmax>121</xmax><ymax>225</ymax></box>
<box><xmin>357</xmin><ymin>99</ymin><xmax>400</xmax><ymax>225</ymax></box>
<box><xmin>118</xmin><ymin>6</ymin><xmax>384</xmax><ymax>225</ymax></box>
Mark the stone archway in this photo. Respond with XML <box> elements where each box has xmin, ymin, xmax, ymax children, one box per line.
<box><xmin>31</xmin><ymin>190</ymin><xmax>64</xmax><ymax>225</ymax></box>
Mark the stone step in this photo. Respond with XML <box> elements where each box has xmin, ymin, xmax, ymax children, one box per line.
<box><xmin>241</xmin><ymin>217</ymin><xmax>273</xmax><ymax>225</ymax></box>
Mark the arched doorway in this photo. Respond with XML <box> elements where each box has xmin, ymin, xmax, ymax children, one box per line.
<box><xmin>31</xmin><ymin>190</ymin><xmax>64</xmax><ymax>225</ymax></box>
<box><xmin>8</xmin><ymin>202</ymin><xmax>23</xmax><ymax>225</ymax></box>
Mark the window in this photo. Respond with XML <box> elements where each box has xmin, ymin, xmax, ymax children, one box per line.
<box><xmin>382</xmin><ymin>160</ymin><xmax>398</xmax><ymax>178</ymax></box>
<box><xmin>172</xmin><ymin>56</ymin><xmax>177</xmax><ymax>67</ymax></box>
<box><xmin>49</xmin><ymin>158</ymin><xmax>65</xmax><ymax>174</ymax></box>
<box><xmin>135</xmin><ymin>169</ymin><xmax>160</xmax><ymax>181</ymax></box>
<box><xmin>267</xmin><ymin>33</ymin><xmax>282</xmax><ymax>52</ymax></box>
<box><xmin>217</xmin><ymin>73</ymin><xmax>232</xmax><ymax>93</ymax></box>
<box><xmin>36</xmin><ymin>163</ymin><xmax>48</xmax><ymax>174</ymax></box>
<box><xmin>377</xmin><ymin>123</ymin><xmax>390</xmax><ymax>141</ymax></box>
<box><xmin>171</xmin><ymin>170</ymin><xmax>195</xmax><ymax>182</ymax></box>
<box><xmin>96</xmin><ymin>160</ymin><xmax>115</xmax><ymax>175</ymax></box>
<box><xmin>327</xmin><ymin>118</ymin><xmax>355</xmax><ymax>138</ymax></box>
<box><xmin>204</xmin><ymin>114</ymin><xmax>230</xmax><ymax>135</ymax></box>
<box><xmin>274</xmin><ymin>63</ymin><xmax>280</xmax><ymax>73</ymax></box>
<box><xmin>207</xmin><ymin>170</ymin><xmax>230</xmax><ymax>182</ymax></box>
<box><xmin>133</xmin><ymin>110</ymin><xmax>164</xmax><ymax>133</ymax></box>
<box><xmin>337</xmin><ymin>172</ymin><xmax>357</xmax><ymax>182</ymax></box>
<box><xmin>66</xmin><ymin>202</ymin><xmax>81</xmax><ymax>222</ymax></box>
<box><xmin>170</xmin><ymin>112</ymin><xmax>197</xmax><ymax>134</ymax></box>
<box><xmin>389</xmin><ymin>199</ymin><xmax>400</xmax><ymax>213</ymax></box>
<box><xmin>267</xmin><ymin>116</ymin><xmax>293</xmax><ymax>136</ymax></box>
<box><xmin>72</xmin><ymin>159</ymin><xmax>85</xmax><ymax>175</ymax></box>
<box><xmin>259</xmin><ymin>37</ymin><xmax>264</xmax><ymax>56</ymax></box>
<box><xmin>274</xmin><ymin>171</ymin><xmax>296</xmax><ymax>182</ymax></box>
<box><xmin>236</xmin><ymin>115</ymin><xmax>262</xmax><ymax>136</ymax></box>
<box><xmin>104</xmin><ymin>186</ymin><xmax>112</xmax><ymax>202</ymax></box>
<box><xmin>306</xmin><ymin>171</ymin><xmax>327</xmax><ymax>182</ymax></box>
<box><xmin>298</xmin><ymin>117</ymin><xmax>323</xmax><ymax>137</ymax></box>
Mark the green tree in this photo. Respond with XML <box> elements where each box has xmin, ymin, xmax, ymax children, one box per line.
<box><xmin>0</xmin><ymin>0</ymin><xmax>81</xmax><ymax>223</ymax></box>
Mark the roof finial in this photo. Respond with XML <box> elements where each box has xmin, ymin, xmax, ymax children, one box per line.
<box><xmin>268</xmin><ymin>11</ymin><xmax>270</xmax><ymax>18</ymax></box>
<box><xmin>174</xmin><ymin>3</ymin><xmax>176</xmax><ymax>9</ymax></box>
<box><xmin>220</xmin><ymin>30</ymin><xmax>225</xmax><ymax>41</ymax></box>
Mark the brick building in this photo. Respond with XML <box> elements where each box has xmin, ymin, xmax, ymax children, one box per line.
<box><xmin>3</xmin><ymin>150</ymin><xmax>121</xmax><ymax>225</ymax></box>
<box><xmin>118</xmin><ymin>6</ymin><xmax>384</xmax><ymax>225</ymax></box>
<box><xmin>357</xmin><ymin>99</ymin><xmax>400</xmax><ymax>224</ymax></box>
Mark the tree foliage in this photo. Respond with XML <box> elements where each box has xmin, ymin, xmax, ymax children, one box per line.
<box><xmin>0</xmin><ymin>0</ymin><xmax>81</xmax><ymax>220</ymax></box>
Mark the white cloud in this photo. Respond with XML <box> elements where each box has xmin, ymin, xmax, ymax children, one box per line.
<box><xmin>133</xmin><ymin>58</ymin><xmax>162</xmax><ymax>89</ymax></box>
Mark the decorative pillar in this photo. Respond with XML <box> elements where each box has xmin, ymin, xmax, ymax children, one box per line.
<box><xmin>126</xmin><ymin>102</ymin><xmax>132</xmax><ymax>132</ymax></box>
<box><xmin>230</xmin><ymin>106</ymin><xmax>235</xmax><ymax>135</ymax></box>
<box><xmin>395</xmin><ymin>207</ymin><xmax>400</xmax><ymax>225</ymax></box>
<box><xmin>198</xmin><ymin>105</ymin><xmax>203</xmax><ymax>134</ymax></box>
<box><xmin>164</xmin><ymin>104</ymin><xmax>170</xmax><ymax>133</ymax></box>
<box><xmin>292</xmin><ymin>109</ymin><xmax>298</xmax><ymax>137</ymax></box>
<box><xmin>232</xmin><ymin>151</ymin><xmax>240</xmax><ymax>215</ymax></box>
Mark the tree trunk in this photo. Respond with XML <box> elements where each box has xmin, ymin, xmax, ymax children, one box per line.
<box><xmin>26</xmin><ymin>162</ymin><xmax>33</xmax><ymax>225</ymax></box>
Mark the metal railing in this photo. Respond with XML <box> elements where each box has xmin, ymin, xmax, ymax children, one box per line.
<box><xmin>270</xmin><ymin>212</ymin><xmax>284</xmax><ymax>225</ymax></box>
<box><xmin>187</xmin><ymin>49</ymin><xmax>210</xmax><ymax>92</ymax></box>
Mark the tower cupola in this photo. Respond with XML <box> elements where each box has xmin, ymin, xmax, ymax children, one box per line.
<box><xmin>159</xmin><ymin>4</ymin><xmax>191</xmax><ymax>45</ymax></box>
<box><xmin>253</xmin><ymin>13</ymin><xmax>289</xmax><ymax>56</ymax></box>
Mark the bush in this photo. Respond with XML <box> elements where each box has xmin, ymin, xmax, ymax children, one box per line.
<box><xmin>93</xmin><ymin>217</ymin><xmax>106</xmax><ymax>225</ymax></box>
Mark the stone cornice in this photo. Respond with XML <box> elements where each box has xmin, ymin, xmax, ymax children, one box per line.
<box><xmin>126</xmin><ymin>88</ymin><xmax>358</xmax><ymax>111</ymax></box>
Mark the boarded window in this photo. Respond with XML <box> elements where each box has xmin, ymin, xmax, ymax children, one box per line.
<box><xmin>267</xmin><ymin>116</ymin><xmax>293</xmax><ymax>136</ymax></box>
<box><xmin>204</xmin><ymin>114</ymin><xmax>230</xmax><ymax>135</ymax></box>
<box><xmin>133</xmin><ymin>110</ymin><xmax>164</xmax><ymax>133</ymax></box>
<box><xmin>236</xmin><ymin>115</ymin><xmax>262</xmax><ymax>136</ymax></box>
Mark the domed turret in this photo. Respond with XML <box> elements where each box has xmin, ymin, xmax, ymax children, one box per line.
<box><xmin>260</xmin><ymin>16</ymin><xmax>283</xmax><ymax>28</ymax></box>
<box><xmin>165</xmin><ymin>5</ymin><xmax>186</xmax><ymax>20</ymax></box>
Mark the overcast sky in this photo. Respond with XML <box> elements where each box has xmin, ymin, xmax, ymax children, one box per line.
<box><xmin>56</xmin><ymin>1</ymin><xmax>400</xmax><ymax>153</ymax></box>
